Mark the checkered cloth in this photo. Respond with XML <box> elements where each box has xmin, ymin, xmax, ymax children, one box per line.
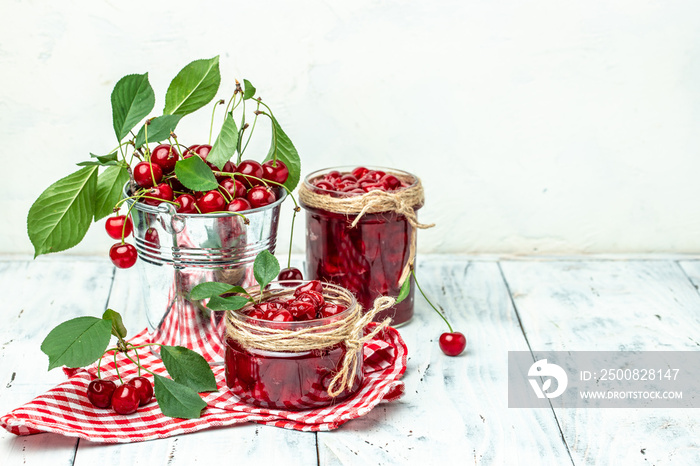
<box><xmin>0</xmin><ymin>323</ymin><xmax>406</xmax><ymax>443</ymax></box>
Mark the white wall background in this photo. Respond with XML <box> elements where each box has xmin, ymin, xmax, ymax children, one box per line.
<box><xmin>2</xmin><ymin>0</ymin><xmax>700</xmax><ymax>257</ymax></box>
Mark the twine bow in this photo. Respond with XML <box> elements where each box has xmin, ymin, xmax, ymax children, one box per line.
<box><xmin>225</xmin><ymin>296</ymin><xmax>396</xmax><ymax>398</ymax></box>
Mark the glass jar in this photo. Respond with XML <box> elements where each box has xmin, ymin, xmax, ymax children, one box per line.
<box><xmin>224</xmin><ymin>281</ymin><xmax>362</xmax><ymax>410</ymax></box>
<box><xmin>300</xmin><ymin>167</ymin><xmax>421</xmax><ymax>326</ymax></box>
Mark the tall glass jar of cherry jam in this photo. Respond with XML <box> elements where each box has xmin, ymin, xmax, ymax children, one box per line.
<box><xmin>299</xmin><ymin>166</ymin><xmax>426</xmax><ymax>326</ymax></box>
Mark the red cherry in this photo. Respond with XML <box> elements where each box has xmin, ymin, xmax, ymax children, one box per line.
<box><xmin>313</xmin><ymin>180</ymin><xmax>334</xmax><ymax>191</ymax></box>
<box><xmin>109</xmin><ymin>243</ymin><xmax>138</xmax><ymax>268</ymax></box>
<box><xmin>220</xmin><ymin>178</ymin><xmax>247</xmax><ymax>199</ymax></box>
<box><xmin>294</xmin><ymin>280</ymin><xmax>323</xmax><ymax>297</ymax></box>
<box><xmin>133</xmin><ymin>162</ymin><xmax>163</xmax><ymax>188</ymax></box>
<box><xmin>236</xmin><ymin>160</ymin><xmax>264</xmax><ymax>188</ymax></box>
<box><xmin>278</xmin><ymin>267</ymin><xmax>303</xmax><ymax>281</ymax></box>
<box><xmin>86</xmin><ymin>379</ymin><xmax>117</xmax><ymax>408</ymax></box>
<box><xmin>182</xmin><ymin>144</ymin><xmax>200</xmax><ymax>158</ymax></box>
<box><xmin>175</xmin><ymin>194</ymin><xmax>198</xmax><ymax>213</ymax></box>
<box><xmin>126</xmin><ymin>376</ymin><xmax>154</xmax><ymax>406</ymax></box>
<box><xmin>266</xmin><ymin>309</ymin><xmax>294</xmax><ymax>322</ymax></box>
<box><xmin>296</xmin><ymin>290</ymin><xmax>324</xmax><ymax>309</ymax></box>
<box><xmin>261</xmin><ymin>160</ymin><xmax>289</xmax><ymax>184</ymax></box>
<box><xmin>111</xmin><ymin>384</ymin><xmax>140</xmax><ymax>415</ymax></box>
<box><xmin>196</xmin><ymin>190</ymin><xmax>226</xmax><ymax>213</ymax></box>
<box><xmin>320</xmin><ymin>303</ymin><xmax>346</xmax><ymax>318</ymax></box>
<box><xmin>195</xmin><ymin>144</ymin><xmax>212</xmax><ymax>159</ymax></box>
<box><xmin>143</xmin><ymin>183</ymin><xmax>174</xmax><ymax>206</ymax></box>
<box><xmin>247</xmin><ymin>308</ymin><xmax>266</xmax><ymax>319</ymax></box>
<box><xmin>381</xmin><ymin>174</ymin><xmax>401</xmax><ymax>190</ymax></box>
<box><xmin>150</xmin><ymin>144</ymin><xmax>179</xmax><ymax>174</ymax></box>
<box><xmin>246</xmin><ymin>186</ymin><xmax>277</xmax><ymax>208</ymax></box>
<box><xmin>287</xmin><ymin>300</ymin><xmax>316</xmax><ymax>321</ymax></box>
<box><xmin>351</xmin><ymin>166</ymin><xmax>369</xmax><ymax>179</ymax></box>
<box><xmin>105</xmin><ymin>215</ymin><xmax>133</xmax><ymax>240</ymax></box>
<box><xmin>439</xmin><ymin>332</ymin><xmax>466</xmax><ymax>356</ymax></box>
<box><xmin>226</xmin><ymin>198</ymin><xmax>252</xmax><ymax>212</ymax></box>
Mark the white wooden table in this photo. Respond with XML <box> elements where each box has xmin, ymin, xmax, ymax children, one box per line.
<box><xmin>1</xmin><ymin>255</ymin><xmax>700</xmax><ymax>465</ymax></box>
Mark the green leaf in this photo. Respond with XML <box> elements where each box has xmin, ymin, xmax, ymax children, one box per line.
<box><xmin>77</xmin><ymin>152</ymin><xmax>119</xmax><ymax>166</ymax></box>
<box><xmin>28</xmin><ymin>166</ymin><xmax>98</xmax><ymax>257</ymax></box>
<box><xmin>206</xmin><ymin>113</ymin><xmax>239</xmax><ymax>170</ymax></box>
<box><xmin>396</xmin><ymin>277</ymin><xmax>411</xmax><ymax>304</ymax></box>
<box><xmin>153</xmin><ymin>374</ymin><xmax>208</xmax><ymax>419</ymax></box>
<box><xmin>40</xmin><ymin>316</ymin><xmax>112</xmax><ymax>370</ymax></box>
<box><xmin>206</xmin><ymin>295</ymin><xmax>250</xmax><ymax>311</ymax></box>
<box><xmin>164</xmin><ymin>56</ymin><xmax>221</xmax><ymax>116</ymax></box>
<box><xmin>160</xmin><ymin>346</ymin><xmax>217</xmax><ymax>392</ymax></box>
<box><xmin>254</xmin><ymin>250</ymin><xmax>280</xmax><ymax>291</ymax></box>
<box><xmin>133</xmin><ymin>114</ymin><xmax>183</xmax><ymax>148</ymax></box>
<box><xmin>189</xmin><ymin>282</ymin><xmax>246</xmax><ymax>300</ymax></box>
<box><xmin>102</xmin><ymin>309</ymin><xmax>127</xmax><ymax>339</ymax></box>
<box><xmin>111</xmin><ymin>73</ymin><xmax>155</xmax><ymax>141</ymax></box>
<box><xmin>173</xmin><ymin>156</ymin><xmax>219</xmax><ymax>192</ymax></box>
<box><xmin>94</xmin><ymin>165</ymin><xmax>129</xmax><ymax>221</ymax></box>
<box><xmin>243</xmin><ymin>79</ymin><xmax>256</xmax><ymax>100</ymax></box>
<box><xmin>263</xmin><ymin>113</ymin><xmax>301</xmax><ymax>191</ymax></box>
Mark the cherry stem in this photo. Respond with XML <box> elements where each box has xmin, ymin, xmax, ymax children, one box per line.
<box><xmin>113</xmin><ymin>351</ymin><xmax>122</xmax><ymax>383</ymax></box>
<box><xmin>287</xmin><ymin>207</ymin><xmax>297</xmax><ymax>269</ymax></box>
<box><xmin>411</xmin><ymin>268</ymin><xmax>454</xmax><ymax>333</ymax></box>
<box><xmin>240</xmin><ymin>100</ymin><xmax>261</xmax><ymax>160</ymax></box>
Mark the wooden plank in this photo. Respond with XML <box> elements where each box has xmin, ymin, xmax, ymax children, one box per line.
<box><xmin>73</xmin><ymin>257</ymin><xmax>318</xmax><ymax>466</ymax></box>
<box><xmin>318</xmin><ymin>259</ymin><xmax>572</xmax><ymax>465</ymax></box>
<box><xmin>0</xmin><ymin>258</ymin><xmax>116</xmax><ymax>466</ymax></box>
<box><xmin>501</xmin><ymin>260</ymin><xmax>700</xmax><ymax>465</ymax></box>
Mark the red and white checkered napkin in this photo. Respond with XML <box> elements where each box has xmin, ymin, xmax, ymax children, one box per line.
<box><xmin>0</xmin><ymin>324</ymin><xmax>407</xmax><ymax>443</ymax></box>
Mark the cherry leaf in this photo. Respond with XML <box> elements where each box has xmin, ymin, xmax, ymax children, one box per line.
<box><xmin>206</xmin><ymin>113</ymin><xmax>239</xmax><ymax>170</ymax></box>
<box><xmin>164</xmin><ymin>56</ymin><xmax>221</xmax><ymax>116</ymax></box>
<box><xmin>189</xmin><ymin>282</ymin><xmax>246</xmax><ymax>300</ymax></box>
<box><xmin>263</xmin><ymin>112</ymin><xmax>301</xmax><ymax>191</ymax></box>
<box><xmin>111</xmin><ymin>73</ymin><xmax>155</xmax><ymax>141</ymax></box>
<box><xmin>254</xmin><ymin>250</ymin><xmax>280</xmax><ymax>292</ymax></box>
<box><xmin>173</xmin><ymin>156</ymin><xmax>219</xmax><ymax>192</ymax></box>
<box><xmin>94</xmin><ymin>165</ymin><xmax>129</xmax><ymax>221</ymax></box>
<box><xmin>243</xmin><ymin>79</ymin><xmax>256</xmax><ymax>100</ymax></box>
<box><xmin>160</xmin><ymin>346</ymin><xmax>217</xmax><ymax>392</ymax></box>
<box><xmin>153</xmin><ymin>375</ymin><xmax>207</xmax><ymax>419</ymax></box>
<box><xmin>102</xmin><ymin>308</ymin><xmax>127</xmax><ymax>339</ymax></box>
<box><xmin>206</xmin><ymin>295</ymin><xmax>250</xmax><ymax>311</ymax></box>
<box><xmin>396</xmin><ymin>277</ymin><xmax>411</xmax><ymax>304</ymax></box>
<box><xmin>133</xmin><ymin>114</ymin><xmax>183</xmax><ymax>148</ymax></box>
<box><xmin>28</xmin><ymin>166</ymin><xmax>98</xmax><ymax>257</ymax></box>
<box><xmin>40</xmin><ymin>316</ymin><xmax>112</xmax><ymax>371</ymax></box>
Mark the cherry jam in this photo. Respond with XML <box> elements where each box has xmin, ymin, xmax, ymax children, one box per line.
<box><xmin>224</xmin><ymin>281</ymin><xmax>362</xmax><ymax>410</ymax></box>
<box><xmin>300</xmin><ymin>167</ymin><xmax>419</xmax><ymax>326</ymax></box>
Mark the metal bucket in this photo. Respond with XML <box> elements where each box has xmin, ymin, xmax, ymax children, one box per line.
<box><xmin>123</xmin><ymin>184</ymin><xmax>286</xmax><ymax>363</ymax></box>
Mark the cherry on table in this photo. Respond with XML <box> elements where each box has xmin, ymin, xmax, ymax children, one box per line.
<box><xmin>262</xmin><ymin>160</ymin><xmax>289</xmax><ymax>184</ymax></box>
<box><xmin>439</xmin><ymin>332</ymin><xmax>466</xmax><ymax>356</ymax></box>
<box><xmin>105</xmin><ymin>215</ymin><xmax>133</xmax><ymax>240</ymax></box>
<box><xmin>127</xmin><ymin>376</ymin><xmax>154</xmax><ymax>406</ymax></box>
<box><xmin>86</xmin><ymin>379</ymin><xmax>117</xmax><ymax>408</ymax></box>
<box><xmin>111</xmin><ymin>384</ymin><xmax>140</xmax><ymax>415</ymax></box>
<box><xmin>150</xmin><ymin>144</ymin><xmax>179</xmax><ymax>174</ymax></box>
<box><xmin>133</xmin><ymin>162</ymin><xmax>163</xmax><ymax>188</ymax></box>
<box><xmin>109</xmin><ymin>243</ymin><xmax>138</xmax><ymax>269</ymax></box>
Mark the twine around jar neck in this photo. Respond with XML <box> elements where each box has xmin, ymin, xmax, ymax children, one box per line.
<box><xmin>225</xmin><ymin>296</ymin><xmax>396</xmax><ymax>398</ymax></box>
<box><xmin>298</xmin><ymin>172</ymin><xmax>435</xmax><ymax>287</ymax></box>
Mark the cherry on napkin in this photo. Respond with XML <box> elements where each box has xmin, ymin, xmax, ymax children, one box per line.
<box><xmin>0</xmin><ymin>323</ymin><xmax>406</xmax><ymax>443</ymax></box>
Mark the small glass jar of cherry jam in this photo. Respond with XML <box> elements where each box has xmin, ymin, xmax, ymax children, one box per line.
<box><xmin>299</xmin><ymin>166</ymin><xmax>421</xmax><ymax>326</ymax></box>
<box><xmin>224</xmin><ymin>281</ymin><xmax>362</xmax><ymax>410</ymax></box>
